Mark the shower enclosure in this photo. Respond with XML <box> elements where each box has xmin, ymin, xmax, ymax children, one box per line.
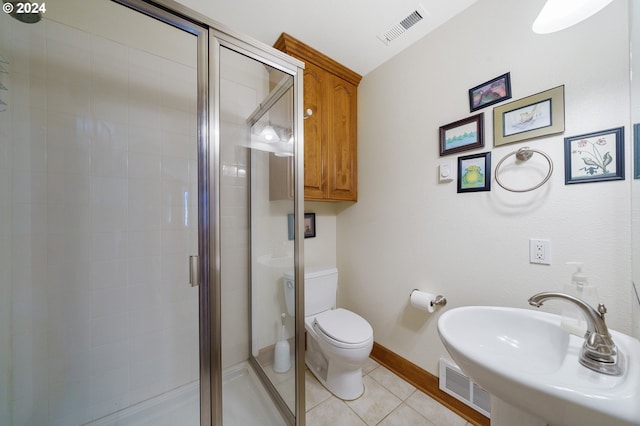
<box><xmin>0</xmin><ymin>0</ymin><xmax>305</xmax><ymax>424</ymax></box>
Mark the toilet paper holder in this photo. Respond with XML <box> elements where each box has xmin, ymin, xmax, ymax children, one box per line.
<box><xmin>410</xmin><ymin>289</ymin><xmax>447</xmax><ymax>308</ymax></box>
<box><xmin>431</xmin><ymin>294</ymin><xmax>447</xmax><ymax>307</ymax></box>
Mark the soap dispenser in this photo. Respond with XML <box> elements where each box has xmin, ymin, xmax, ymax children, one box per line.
<box><xmin>561</xmin><ymin>262</ymin><xmax>599</xmax><ymax>336</ymax></box>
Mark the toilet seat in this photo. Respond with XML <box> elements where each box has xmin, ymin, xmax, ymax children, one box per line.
<box><xmin>313</xmin><ymin>308</ymin><xmax>373</xmax><ymax>349</ymax></box>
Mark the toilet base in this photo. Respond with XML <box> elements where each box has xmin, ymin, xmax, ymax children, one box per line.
<box><xmin>305</xmin><ymin>335</ymin><xmax>365</xmax><ymax>400</ymax></box>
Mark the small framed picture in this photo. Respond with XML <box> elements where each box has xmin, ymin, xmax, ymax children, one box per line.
<box><xmin>304</xmin><ymin>213</ymin><xmax>316</xmax><ymax>238</ymax></box>
<box><xmin>439</xmin><ymin>112</ymin><xmax>484</xmax><ymax>156</ymax></box>
<box><xmin>564</xmin><ymin>127</ymin><xmax>625</xmax><ymax>184</ymax></box>
<box><xmin>457</xmin><ymin>152</ymin><xmax>491</xmax><ymax>193</ymax></box>
<box><xmin>469</xmin><ymin>72</ymin><xmax>512</xmax><ymax>112</ymax></box>
<box><xmin>288</xmin><ymin>213</ymin><xmax>317</xmax><ymax>239</ymax></box>
<box><xmin>493</xmin><ymin>85</ymin><xmax>565</xmax><ymax>146</ymax></box>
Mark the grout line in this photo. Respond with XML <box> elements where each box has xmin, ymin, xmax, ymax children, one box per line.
<box><xmin>307</xmin><ymin>361</ymin><xmax>435</xmax><ymax>425</ymax></box>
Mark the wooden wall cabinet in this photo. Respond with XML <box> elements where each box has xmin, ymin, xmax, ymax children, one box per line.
<box><xmin>274</xmin><ymin>33</ymin><xmax>362</xmax><ymax>202</ymax></box>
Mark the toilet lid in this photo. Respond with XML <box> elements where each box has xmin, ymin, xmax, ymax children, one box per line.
<box><xmin>313</xmin><ymin>308</ymin><xmax>373</xmax><ymax>344</ymax></box>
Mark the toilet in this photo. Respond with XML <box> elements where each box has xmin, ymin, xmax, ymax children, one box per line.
<box><xmin>284</xmin><ymin>267</ymin><xmax>373</xmax><ymax>400</ymax></box>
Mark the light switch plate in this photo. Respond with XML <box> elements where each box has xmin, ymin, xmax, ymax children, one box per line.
<box><xmin>439</xmin><ymin>161</ymin><xmax>453</xmax><ymax>182</ymax></box>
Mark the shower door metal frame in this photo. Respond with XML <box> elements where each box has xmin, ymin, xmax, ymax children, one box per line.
<box><xmin>111</xmin><ymin>1</ymin><xmax>306</xmax><ymax>425</ymax></box>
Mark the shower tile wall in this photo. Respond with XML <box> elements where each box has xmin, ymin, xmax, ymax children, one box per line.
<box><xmin>2</xmin><ymin>13</ymin><xmax>199</xmax><ymax>425</ymax></box>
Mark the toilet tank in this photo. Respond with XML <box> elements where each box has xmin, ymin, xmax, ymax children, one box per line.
<box><xmin>284</xmin><ymin>267</ymin><xmax>338</xmax><ymax>317</ymax></box>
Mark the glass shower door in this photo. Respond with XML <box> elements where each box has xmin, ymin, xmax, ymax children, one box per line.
<box><xmin>217</xmin><ymin>42</ymin><xmax>299</xmax><ymax>424</ymax></box>
<box><xmin>0</xmin><ymin>1</ymin><xmax>203</xmax><ymax>424</ymax></box>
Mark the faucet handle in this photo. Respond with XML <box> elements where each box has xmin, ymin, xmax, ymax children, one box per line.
<box><xmin>597</xmin><ymin>303</ymin><xmax>607</xmax><ymax>316</ymax></box>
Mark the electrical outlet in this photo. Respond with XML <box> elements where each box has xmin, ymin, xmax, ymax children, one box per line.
<box><xmin>529</xmin><ymin>239</ymin><xmax>551</xmax><ymax>265</ymax></box>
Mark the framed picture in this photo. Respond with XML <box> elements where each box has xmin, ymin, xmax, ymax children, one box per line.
<box><xmin>457</xmin><ymin>152</ymin><xmax>491</xmax><ymax>193</ymax></box>
<box><xmin>565</xmin><ymin>127</ymin><xmax>625</xmax><ymax>184</ymax></box>
<box><xmin>304</xmin><ymin>213</ymin><xmax>316</xmax><ymax>238</ymax></box>
<box><xmin>439</xmin><ymin>112</ymin><xmax>484</xmax><ymax>156</ymax></box>
<box><xmin>469</xmin><ymin>72</ymin><xmax>512</xmax><ymax>112</ymax></box>
<box><xmin>634</xmin><ymin>123</ymin><xmax>640</xmax><ymax>179</ymax></box>
<box><xmin>287</xmin><ymin>213</ymin><xmax>317</xmax><ymax>238</ymax></box>
<box><xmin>493</xmin><ymin>85</ymin><xmax>565</xmax><ymax>146</ymax></box>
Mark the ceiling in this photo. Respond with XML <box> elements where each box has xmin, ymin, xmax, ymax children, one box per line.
<box><xmin>177</xmin><ymin>0</ymin><xmax>478</xmax><ymax>76</ymax></box>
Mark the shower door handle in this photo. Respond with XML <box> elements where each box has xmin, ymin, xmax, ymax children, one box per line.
<box><xmin>189</xmin><ymin>255</ymin><xmax>200</xmax><ymax>287</ymax></box>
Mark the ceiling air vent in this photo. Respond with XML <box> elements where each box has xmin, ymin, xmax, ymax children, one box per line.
<box><xmin>377</xmin><ymin>4</ymin><xmax>429</xmax><ymax>45</ymax></box>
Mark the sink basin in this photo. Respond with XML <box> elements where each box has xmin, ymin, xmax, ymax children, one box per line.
<box><xmin>437</xmin><ymin>306</ymin><xmax>640</xmax><ymax>426</ymax></box>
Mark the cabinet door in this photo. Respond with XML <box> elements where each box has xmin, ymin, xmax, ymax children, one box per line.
<box><xmin>327</xmin><ymin>74</ymin><xmax>358</xmax><ymax>201</ymax></box>
<box><xmin>303</xmin><ymin>63</ymin><xmax>327</xmax><ymax>199</ymax></box>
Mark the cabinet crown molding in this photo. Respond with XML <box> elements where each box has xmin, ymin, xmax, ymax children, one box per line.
<box><xmin>274</xmin><ymin>32</ymin><xmax>362</xmax><ymax>87</ymax></box>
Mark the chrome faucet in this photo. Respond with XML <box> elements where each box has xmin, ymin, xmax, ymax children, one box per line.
<box><xmin>528</xmin><ymin>292</ymin><xmax>624</xmax><ymax>375</ymax></box>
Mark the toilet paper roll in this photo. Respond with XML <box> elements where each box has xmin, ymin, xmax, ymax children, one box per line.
<box><xmin>410</xmin><ymin>290</ymin><xmax>436</xmax><ymax>313</ymax></box>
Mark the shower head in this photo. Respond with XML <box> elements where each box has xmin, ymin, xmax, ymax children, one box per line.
<box><xmin>2</xmin><ymin>1</ymin><xmax>42</xmax><ymax>24</ymax></box>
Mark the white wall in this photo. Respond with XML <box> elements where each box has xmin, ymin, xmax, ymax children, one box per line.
<box><xmin>304</xmin><ymin>202</ymin><xmax>339</xmax><ymax>269</ymax></box>
<box><xmin>338</xmin><ymin>0</ymin><xmax>633</xmax><ymax>375</ymax></box>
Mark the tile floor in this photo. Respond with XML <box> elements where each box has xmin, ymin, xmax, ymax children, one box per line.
<box><xmin>305</xmin><ymin>358</ymin><xmax>472</xmax><ymax>426</ymax></box>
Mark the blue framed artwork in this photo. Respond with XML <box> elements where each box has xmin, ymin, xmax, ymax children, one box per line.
<box><xmin>469</xmin><ymin>72</ymin><xmax>512</xmax><ymax>112</ymax></box>
<box><xmin>564</xmin><ymin>127</ymin><xmax>625</xmax><ymax>184</ymax></box>
<box><xmin>457</xmin><ymin>152</ymin><xmax>491</xmax><ymax>193</ymax></box>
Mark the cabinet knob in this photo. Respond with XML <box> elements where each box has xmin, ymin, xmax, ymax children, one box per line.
<box><xmin>303</xmin><ymin>108</ymin><xmax>313</xmax><ymax>119</ymax></box>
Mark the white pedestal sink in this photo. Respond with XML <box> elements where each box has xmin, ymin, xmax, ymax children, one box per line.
<box><xmin>437</xmin><ymin>306</ymin><xmax>640</xmax><ymax>426</ymax></box>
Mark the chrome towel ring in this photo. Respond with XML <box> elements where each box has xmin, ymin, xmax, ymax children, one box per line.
<box><xmin>494</xmin><ymin>147</ymin><xmax>553</xmax><ymax>193</ymax></box>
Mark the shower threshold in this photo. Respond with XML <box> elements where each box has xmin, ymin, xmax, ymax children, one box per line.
<box><xmin>87</xmin><ymin>361</ymin><xmax>285</xmax><ymax>425</ymax></box>
<box><xmin>222</xmin><ymin>361</ymin><xmax>286</xmax><ymax>425</ymax></box>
